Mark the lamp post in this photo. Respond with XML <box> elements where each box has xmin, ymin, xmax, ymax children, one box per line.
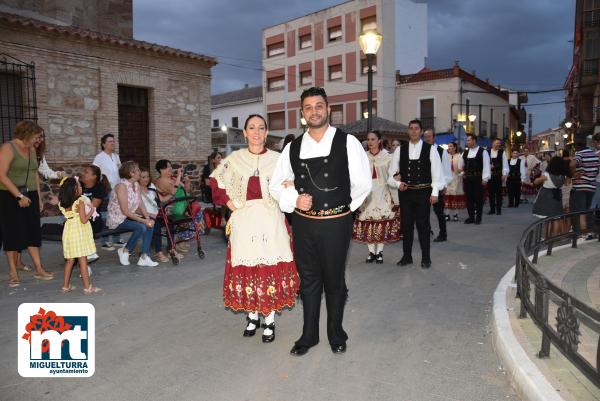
<box><xmin>359</xmin><ymin>29</ymin><xmax>382</xmax><ymax>133</ymax></box>
<box><xmin>467</xmin><ymin>114</ymin><xmax>477</xmax><ymax>135</ymax></box>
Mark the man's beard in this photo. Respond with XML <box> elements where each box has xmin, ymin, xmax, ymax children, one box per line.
<box><xmin>306</xmin><ymin>114</ymin><xmax>329</xmax><ymax>129</ymax></box>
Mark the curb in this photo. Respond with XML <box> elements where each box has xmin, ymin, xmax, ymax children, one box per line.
<box><xmin>492</xmin><ymin>266</ymin><xmax>565</xmax><ymax>401</ymax></box>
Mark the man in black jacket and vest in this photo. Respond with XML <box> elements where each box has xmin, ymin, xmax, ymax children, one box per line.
<box><xmin>487</xmin><ymin>138</ymin><xmax>509</xmax><ymax>215</ymax></box>
<box><xmin>388</xmin><ymin>120</ymin><xmax>442</xmax><ymax>268</ymax></box>
<box><xmin>424</xmin><ymin>129</ymin><xmax>452</xmax><ymax>242</ymax></box>
<box><xmin>458</xmin><ymin>134</ymin><xmax>491</xmax><ymax>224</ymax></box>
<box><xmin>269</xmin><ymin>87</ymin><xmax>372</xmax><ymax>356</ymax></box>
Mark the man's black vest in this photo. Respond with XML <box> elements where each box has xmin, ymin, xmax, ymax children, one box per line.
<box><xmin>508</xmin><ymin>159</ymin><xmax>522</xmax><ymax>180</ymax></box>
<box><xmin>462</xmin><ymin>147</ymin><xmax>484</xmax><ymax>177</ymax></box>
<box><xmin>488</xmin><ymin>148</ymin><xmax>504</xmax><ymax>178</ymax></box>
<box><xmin>290</xmin><ymin>129</ymin><xmax>351</xmax><ymax>212</ymax></box>
<box><xmin>399</xmin><ymin>141</ymin><xmax>432</xmax><ymax>185</ymax></box>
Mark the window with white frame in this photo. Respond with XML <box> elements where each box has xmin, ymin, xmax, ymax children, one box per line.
<box><xmin>267</xmin><ymin>76</ymin><xmax>285</xmax><ymax>91</ymax></box>
<box><xmin>267</xmin><ymin>41</ymin><xmax>285</xmax><ymax>58</ymax></box>
<box><xmin>299</xmin><ymin>33</ymin><xmax>312</xmax><ymax>49</ymax></box>
<box><xmin>328</xmin><ymin>25</ymin><xmax>342</xmax><ymax>42</ymax></box>
<box><xmin>300</xmin><ymin>70</ymin><xmax>312</xmax><ymax>86</ymax></box>
<box><xmin>329</xmin><ymin>64</ymin><xmax>342</xmax><ymax>81</ymax></box>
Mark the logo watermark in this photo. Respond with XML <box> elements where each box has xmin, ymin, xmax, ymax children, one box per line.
<box><xmin>18</xmin><ymin>303</ymin><xmax>95</xmax><ymax>377</ymax></box>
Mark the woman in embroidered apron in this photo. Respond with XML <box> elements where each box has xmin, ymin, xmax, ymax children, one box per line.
<box><xmin>210</xmin><ymin>114</ymin><xmax>299</xmax><ymax>343</ymax></box>
<box><xmin>444</xmin><ymin>142</ymin><xmax>466</xmax><ymax>221</ymax></box>
<box><xmin>352</xmin><ymin>131</ymin><xmax>400</xmax><ymax>264</ymax></box>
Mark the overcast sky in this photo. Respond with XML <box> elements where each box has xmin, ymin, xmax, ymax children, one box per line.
<box><xmin>134</xmin><ymin>0</ymin><xmax>574</xmax><ymax>134</ymax></box>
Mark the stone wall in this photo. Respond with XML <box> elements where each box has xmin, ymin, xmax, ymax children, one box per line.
<box><xmin>0</xmin><ymin>22</ymin><xmax>214</xmax><ymax>214</ymax></box>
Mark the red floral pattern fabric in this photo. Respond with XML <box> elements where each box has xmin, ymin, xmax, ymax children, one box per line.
<box><xmin>223</xmin><ymin>245</ymin><xmax>299</xmax><ymax>315</ymax></box>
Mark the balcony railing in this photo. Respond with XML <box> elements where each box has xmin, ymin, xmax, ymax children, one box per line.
<box><xmin>583</xmin><ymin>59</ymin><xmax>599</xmax><ymax>76</ymax></box>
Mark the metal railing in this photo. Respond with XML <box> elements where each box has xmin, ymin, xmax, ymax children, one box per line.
<box><xmin>516</xmin><ymin>209</ymin><xmax>600</xmax><ymax>387</ymax></box>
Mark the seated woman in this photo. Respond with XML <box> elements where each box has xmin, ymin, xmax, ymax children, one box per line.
<box><xmin>80</xmin><ymin>164</ymin><xmax>111</xmax><ymax>263</ymax></box>
<box><xmin>155</xmin><ymin>159</ymin><xmax>201</xmax><ymax>252</ymax></box>
<box><xmin>106</xmin><ymin>161</ymin><xmax>158</xmax><ymax>267</ymax></box>
<box><xmin>139</xmin><ymin>167</ymin><xmax>180</xmax><ymax>263</ymax></box>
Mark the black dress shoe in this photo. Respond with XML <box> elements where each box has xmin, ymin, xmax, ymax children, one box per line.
<box><xmin>366</xmin><ymin>252</ymin><xmax>375</xmax><ymax>263</ymax></box>
<box><xmin>330</xmin><ymin>343</ymin><xmax>347</xmax><ymax>354</ymax></box>
<box><xmin>496</xmin><ymin>210</ymin><xmax>502</xmax><ymax>215</ymax></box>
<box><xmin>421</xmin><ymin>261</ymin><xmax>431</xmax><ymax>268</ymax></box>
<box><xmin>290</xmin><ymin>344</ymin><xmax>311</xmax><ymax>356</ymax></box>
<box><xmin>261</xmin><ymin>323</ymin><xmax>275</xmax><ymax>343</ymax></box>
<box><xmin>433</xmin><ymin>235</ymin><xmax>447</xmax><ymax>242</ymax></box>
<box><xmin>375</xmin><ymin>252</ymin><xmax>383</xmax><ymax>264</ymax></box>
<box><xmin>397</xmin><ymin>257</ymin><xmax>413</xmax><ymax>266</ymax></box>
<box><xmin>475</xmin><ymin>218</ymin><xmax>482</xmax><ymax>225</ymax></box>
<box><xmin>464</xmin><ymin>218</ymin><xmax>475</xmax><ymax>224</ymax></box>
<box><xmin>487</xmin><ymin>210</ymin><xmax>495</xmax><ymax>215</ymax></box>
<box><xmin>243</xmin><ymin>317</ymin><xmax>260</xmax><ymax>337</ymax></box>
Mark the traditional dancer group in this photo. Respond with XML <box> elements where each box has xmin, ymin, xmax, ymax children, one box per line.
<box><xmin>211</xmin><ymin>86</ymin><xmax>530</xmax><ymax>355</ymax></box>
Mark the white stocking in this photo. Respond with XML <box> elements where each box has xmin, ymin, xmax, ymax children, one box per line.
<box><xmin>263</xmin><ymin>311</ymin><xmax>275</xmax><ymax>335</ymax></box>
<box><xmin>246</xmin><ymin>311</ymin><xmax>258</xmax><ymax>330</ymax></box>
<box><xmin>375</xmin><ymin>243</ymin><xmax>384</xmax><ymax>254</ymax></box>
<box><xmin>367</xmin><ymin>244</ymin><xmax>376</xmax><ymax>254</ymax></box>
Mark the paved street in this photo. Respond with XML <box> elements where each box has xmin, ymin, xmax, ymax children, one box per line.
<box><xmin>0</xmin><ymin>206</ymin><xmax>536</xmax><ymax>401</ymax></box>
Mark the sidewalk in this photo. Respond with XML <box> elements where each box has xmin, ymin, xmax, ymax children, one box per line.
<box><xmin>493</xmin><ymin>239</ymin><xmax>600</xmax><ymax>401</ymax></box>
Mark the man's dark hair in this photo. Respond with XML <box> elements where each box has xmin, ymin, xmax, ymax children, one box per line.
<box><xmin>100</xmin><ymin>134</ymin><xmax>114</xmax><ymax>151</ymax></box>
<box><xmin>466</xmin><ymin>133</ymin><xmax>477</xmax><ymax>142</ymax></box>
<box><xmin>155</xmin><ymin>159</ymin><xmax>171</xmax><ymax>174</ymax></box>
<box><xmin>493</xmin><ymin>138</ymin><xmax>502</xmax><ymax>143</ymax></box>
<box><xmin>424</xmin><ymin>128</ymin><xmax>435</xmax><ymax>137</ymax></box>
<box><xmin>408</xmin><ymin>119</ymin><xmax>422</xmax><ymax>130</ymax></box>
<box><xmin>575</xmin><ymin>138</ymin><xmax>587</xmax><ymax>149</ymax></box>
<box><xmin>301</xmin><ymin>87</ymin><xmax>328</xmax><ymax>106</ymax></box>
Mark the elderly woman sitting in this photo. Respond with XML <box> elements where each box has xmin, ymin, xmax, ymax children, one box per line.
<box><xmin>106</xmin><ymin>161</ymin><xmax>158</xmax><ymax>267</ymax></box>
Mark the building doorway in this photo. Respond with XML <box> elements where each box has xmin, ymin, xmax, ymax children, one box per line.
<box><xmin>118</xmin><ymin>85</ymin><xmax>149</xmax><ymax>169</ymax></box>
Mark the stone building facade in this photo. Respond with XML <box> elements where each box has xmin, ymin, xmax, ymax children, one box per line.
<box><xmin>0</xmin><ymin>4</ymin><xmax>216</xmax><ymax>213</ymax></box>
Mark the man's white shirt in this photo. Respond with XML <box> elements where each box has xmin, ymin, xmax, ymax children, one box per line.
<box><xmin>386</xmin><ymin>139</ymin><xmax>443</xmax><ymax>197</ymax></box>
<box><xmin>269</xmin><ymin>125</ymin><xmax>372</xmax><ymax>213</ymax></box>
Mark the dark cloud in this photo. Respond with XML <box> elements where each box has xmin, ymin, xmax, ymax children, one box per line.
<box><xmin>134</xmin><ymin>0</ymin><xmax>573</xmax><ymax>133</ymax></box>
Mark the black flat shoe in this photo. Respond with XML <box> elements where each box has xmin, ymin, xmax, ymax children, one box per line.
<box><xmin>243</xmin><ymin>316</ymin><xmax>260</xmax><ymax>337</ymax></box>
<box><xmin>290</xmin><ymin>344</ymin><xmax>311</xmax><ymax>356</ymax></box>
<box><xmin>397</xmin><ymin>257</ymin><xmax>413</xmax><ymax>266</ymax></box>
<box><xmin>375</xmin><ymin>252</ymin><xmax>383</xmax><ymax>264</ymax></box>
<box><xmin>366</xmin><ymin>252</ymin><xmax>375</xmax><ymax>263</ymax></box>
<box><xmin>261</xmin><ymin>323</ymin><xmax>275</xmax><ymax>343</ymax></box>
<box><xmin>464</xmin><ymin>218</ymin><xmax>475</xmax><ymax>224</ymax></box>
<box><xmin>421</xmin><ymin>261</ymin><xmax>432</xmax><ymax>269</ymax></box>
<box><xmin>475</xmin><ymin>218</ymin><xmax>482</xmax><ymax>225</ymax></box>
<box><xmin>330</xmin><ymin>343</ymin><xmax>347</xmax><ymax>354</ymax></box>
<box><xmin>487</xmin><ymin>210</ymin><xmax>495</xmax><ymax>215</ymax></box>
<box><xmin>452</xmin><ymin>215</ymin><xmax>459</xmax><ymax>222</ymax></box>
<box><xmin>433</xmin><ymin>235</ymin><xmax>447</xmax><ymax>243</ymax></box>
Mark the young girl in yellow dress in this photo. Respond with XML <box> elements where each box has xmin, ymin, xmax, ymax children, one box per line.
<box><xmin>58</xmin><ymin>177</ymin><xmax>102</xmax><ymax>294</ymax></box>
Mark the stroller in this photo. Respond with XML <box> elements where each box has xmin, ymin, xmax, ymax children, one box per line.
<box><xmin>156</xmin><ymin>192</ymin><xmax>206</xmax><ymax>265</ymax></box>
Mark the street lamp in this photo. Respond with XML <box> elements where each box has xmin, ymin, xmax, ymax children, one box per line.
<box><xmin>565</xmin><ymin>121</ymin><xmax>573</xmax><ymax>129</ymax></box>
<box><xmin>467</xmin><ymin>114</ymin><xmax>477</xmax><ymax>134</ymax></box>
<box><xmin>516</xmin><ymin>131</ymin><xmax>522</xmax><ymax>137</ymax></box>
<box><xmin>221</xmin><ymin>124</ymin><xmax>228</xmax><ymax>133</ymax></box>
<box><xmin>359</xmin><ymin>29</ymin><xmax>382</xmax><ymax>133</ymax></box>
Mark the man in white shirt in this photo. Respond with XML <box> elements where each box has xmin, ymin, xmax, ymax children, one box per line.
<box><xmin>388</xmin><ymin>120</ymin><xmax>442</xmax><ymax>268</ymax></box>
<box><xmin>269</xmin><ymin>87</ymin><xmax>371</xmax><ymax>356</ymax></box>
<box><xmin>92</xmin><ymin>133</ymin><xmax>122</xmax><ymax>249</ymax></box>
<box><xmin>487</xmin><ymin>138</ymin><xmax>509</xmax><ymax>215</ymax></box>
<box><xmin>423</xmin><ymin>129</ymin><xmax>452</xmax><ymax>242</ymax></box>
<box><xmin>507</xmin><ymin>149</ymin><xmax>527</xmax><ymax>207</ymax></box>
<box><xmin>458</xmin><ymin>134</ymin><xmax>490</xmax><ymax>224</ymax></box>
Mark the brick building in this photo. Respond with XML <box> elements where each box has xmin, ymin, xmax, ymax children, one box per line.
<box><xmin>0</xmin><ymin>0</ymin><xmax>216</xmax><ymax>207</ymax></box>
<box><xmin>564</xmin><ymin>0</ymin><xmax>600</xmax><ymax>139</ymax></box>
<box><xmin>262</xmin><ymin>0</ymin><xmax>427</xmax><ymax>139</ymax></box>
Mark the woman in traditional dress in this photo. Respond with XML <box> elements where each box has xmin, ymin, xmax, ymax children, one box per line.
<box><xmin>210</xmin><ymin>114</ymin><xmax>299</xmax><ymax>343</ymax></box>
<box><xmin>444</xmin><ymin>142</ymin><xmax>466</xmax><ymax>221</ymax></box>
<box><xmin>352</xmin><ymin>131</ymin><xmax>401</xmax><ymax>264</ymax></box>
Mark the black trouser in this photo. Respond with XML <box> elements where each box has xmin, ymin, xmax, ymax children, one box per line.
<box><xmin>432</xmin><ymin>191</ymin><xmax>446</xmax><ymax>238</ymax></box>
<box><xmin>292</xmin><ymin>212</ymin><xmax>352</xmax><ymax>347</ymax></box>
<box><xmin>507</xmin><ymin>178</ymin><xmax>521</xmax><ymax>207</ymax></box>
<box><xmin>464</xmin><ymin>176</ymin><xmax>483</xmax><ymax>220</ymax></box>
<box><xmin>488</xmin><ymin>176</ymin><xmax>503</xmax><ymax>212</ymax></box>
<box><xmin>399</xmin><ymin>188</ymin><xmax>432</xmax><ymax>262</ymax></box>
